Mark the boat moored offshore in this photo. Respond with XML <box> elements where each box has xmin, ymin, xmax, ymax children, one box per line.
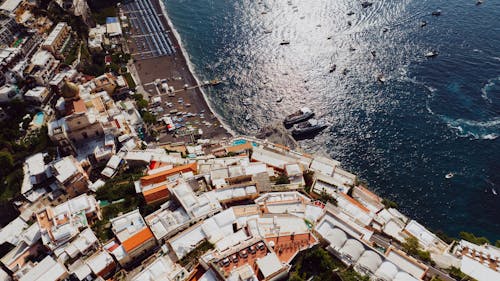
<box><xmin>291</xmin><ymin>118</ymin><xmax>328</xmax><ymax>137</ymax></box>
<box><xmin>284</xmin><ymin>107</ymin><xmax>314</xmax><ymax>126</ymax></box>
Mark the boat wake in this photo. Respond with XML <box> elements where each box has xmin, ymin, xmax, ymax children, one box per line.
<box><xmin>441</xmin><ymin>116</ymin><xmax>500</xmax><ymax>140</ymax></box>
<box><xmin>480</xmin><ymin>76</ymin><xmax>500</xmax><ymax>103</ymax></box>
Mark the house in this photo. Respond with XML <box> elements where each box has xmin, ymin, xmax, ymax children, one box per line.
<box><xmin>131</xmin><ymin>255</ymin><xmax>187</xmax><ymax>281</ymax></box>
<box><xmin>88</xmin><ymin>24</ymin><xmax>105</xmax><ymax>52</ymax></box>
<box><xmin>24</xmin><ymin>86</ymin><xmax>50</xmax><ymax>104</ymax></box>
<box><xmin>27</xmin><ymin>50</ymin><xmax>59</xmax><ymax>85</ymax></box>
<box><xmin>16</xmin><ymin>256</ymin><xmax>68</xmax><ymax>281</ymax></box>
<box><xmin>36</xmin><ymin>194</ymin><xmax>101</xmax><ymax>250</ymax></box>
<box><xmin>51</xmin><ymin>155</ymin><xmax>90</xmax><ymax>197</ymax></box>
<box><xmin>41</xmin><ymin>22</ymin><xmax>71</xmax><ymax>58</ymax></box>
<box><xmin>109</xmin><ymin>209</ymin><xmax>156</xmax><ymax>266</ymax></box>
<box><xmin>136</xmin><ymin>163</ymin><xmax>198</xmax><ymax>204</ymax></box>
<box><xmin>0</xmin><ymin>13</ymin><xmax>20</xmax><ymax>46</ymax></box>
<box><xmin>454</xmin><ymin>240</ymin><xmax>500</xmax><ymax>281</ymax></box>
<box><xmin>21</xmin><ymin>153</ymin><xmax>50</xmax><ymax>202</ymax></box>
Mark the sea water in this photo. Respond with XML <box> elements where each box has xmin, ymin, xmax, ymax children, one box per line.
<box><xmin>163</xmin><ymin>0</ymin><xmax>500</xmax><ymax>240</ymax></box>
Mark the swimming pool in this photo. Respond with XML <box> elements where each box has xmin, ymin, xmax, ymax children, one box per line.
<box><xmin>33</xmin><ymin>112</ymin><xmax>44</xmax><ymax>126</ymax></box>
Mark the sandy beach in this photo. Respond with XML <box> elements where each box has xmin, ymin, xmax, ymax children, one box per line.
<box><xmin>122</xmin><ymin>0</ymin><xmax>232</xmax><ymax>143</ymax></box>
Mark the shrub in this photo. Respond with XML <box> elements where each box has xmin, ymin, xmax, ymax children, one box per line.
<box><xmin>459</xmin><ymin>231</ymin><xmax>490</xmax><ymax>245</ymax></box>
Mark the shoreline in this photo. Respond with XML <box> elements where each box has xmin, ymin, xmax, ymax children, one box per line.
<box><xmin>157</xmin><ymin>0</ymin><xmax>237</xmax><ymax>138</ymax></box>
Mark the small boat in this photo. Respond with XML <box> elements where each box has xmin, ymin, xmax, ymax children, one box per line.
<box><xmin>342</xmin><ymin>68</ymin><xmax>349</xmax><ymax>75</ymax></box>
<box><xmin>377</xmin><ymin>74</ymin><xmax>386</xmax><ymax>83</ymax></box>
<box><xmin>492</xmin><ymin>189</ymin><xmax>498</xmax><ymax>196</ymax></box>
<box><xmin>276</xmin><ymin>97</ymin><xmax>283</xmax><ymax>103</ymax></box>
<box><xmin>361</xmin><ymin>1</ymin><xmax>373</xmax><ymax>8</ymax></box>
<box><xmin>210</xmin><ymin>79</ymin><xmax>222</xmax><ymax>85</ymax></box>
<box><xmin>292</xmin><ymin>118</ymin><xmax>328</xmax><ymax>137</ymax></box>
<box><xmin>420</xmin><ymin>20</ymin><xmax>427</xmax><ymax>27</ymax></box>
<box><xmin>327</xmin><ymin>36</ymin><xmax>332</xmax><ymax>40</ymax></box>
<box><xmin>432</xmin><ymin>9</ymin><xmax>442</xmax><ymax>16</ymax></box>
<box><xmin>476</xmin><ymin>0</ymin><xmax>483</xmax><ymax>5</ymax></box>
<box><xmin>445</xmin><ymin>173</ymin><xmax>454</xmax><ymax>179</ymax></box>
<box><xmin>347</xmin><ymin>20</ymin><xmax>352</xmax><ymax>26</ymax></box>
<box><xmin>245</xmin><ymin>114</ymin><xmax>252</xmax><ymax>121</ymax></box>
<box><xmin>425</xmin><ymin>51</ymin><xmax>438</xmax><ymax>58</ymax></box>
<box><xmin>264</xmin><ymin>29</ymin><xmax>272</xmax><ymax>34</ymax></box>
<box><xmin>284</xmin><ymin>107</ymin><xmax>314</xmax><ymax>126</ymax></box>
<box><xmin>280</xmin><ymin>40</ymin><xmax>290</xmax><ymax>45</ymax></box>
<box><xmin>349</xmin><ymin>46</ymin><xmax>357</xmax><ymax>52</ymax></box>
<box><xmin>382</xmin><ymin>27</ymin><xmax>389</xmax><ymax>33</ymax></box>
<box><xmin>329</xmin><ymin>65</ymin><xmax>337</xmax><ymax>73</ymax></box>
<box><xmin>347</xmin><ymin>11</ymin><xmax>355</xmax><ymax>16</ymax></box>
<box><xmin>371</xmin><ymin>50</ymin><xmax>377</xmax><ymax>57</ymax></box>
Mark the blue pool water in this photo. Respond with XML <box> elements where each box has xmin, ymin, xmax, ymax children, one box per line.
<box><xmin>33</xmin><ymin>112</ymin><xmax>44</xmax><ymax>126</ymax></box>
<box><xmin>163</xmin><ymin>0</ymin><xmax>500</xmax><ymax>240</ymax></box>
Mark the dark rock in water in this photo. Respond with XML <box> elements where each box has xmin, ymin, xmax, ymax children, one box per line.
<box><xmin>361</xmin><ymin>1</ymin><xmax>373</xmax><ymax>8</ymax></box>
<box><xmin>432</xmin><ymin>9</ymin><xmax>442</xmax><ymax>16</ymax></box>
<box><xmin>256</xmin><ymin>123</ymin><xmax>299</xmax><ymax>150</ymax></box>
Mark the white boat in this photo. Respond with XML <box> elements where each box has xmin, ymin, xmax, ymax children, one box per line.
<box><xmin>492</xmin><ymin>189</ymin><xmax>498</xmax><ymax>196</ymax></box>
<box><xmin>445</xmin><ymin>173</ymin><xmax>454</xmax><ymax>179</ymax></box>
<box><xmin>425</xmin><ymin>51</ymin><xmax>439</xmax><ymax>58</ymax></box>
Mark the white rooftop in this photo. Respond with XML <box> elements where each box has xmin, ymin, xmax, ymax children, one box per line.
<box><xmin>52</xmin><ymin>156</ymin><xmax>79</xmax><ymax>183</ymax></box>
<box><xmin>110</xmin><ymin>209</ymin><xmax>147</xmax><ymax>242</ymax></box>
<box><xmin>0</xmin><ymin>0</ymin><xmax>22</xmax><ymax>12</ymax></box>
<box><xmin>256</xmin><ymin>253</ymin><xmax>284</xmax><ymax>278</ymax></box>
<box><xmin>18</xmin><ymin>256</ymin><xmax>67</xmax><ymax>281</ymax></box>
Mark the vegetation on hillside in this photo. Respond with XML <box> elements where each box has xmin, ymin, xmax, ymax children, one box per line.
<box><xmin>290</xmin><ymin>246</ymin><xmax>369</xmax><ymax>281</ymax></box>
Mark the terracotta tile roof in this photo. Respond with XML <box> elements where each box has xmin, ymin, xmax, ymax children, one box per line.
<box><xmin>140</xmin><ymin>163</ymin><xmax>197</xmax><ymax>186</ymax></box>
<box><xmin>143</xmin><ymin>185</ymin><xmax>169</xmax><ymax>204</ymax></box>
<box><xmin>122</xmin><ymin>227</ymin><xmax>154</xmax><ymax>253</ymax></box>
<box><xmin>73</xmin><ymin>99</ymin><xmax>86</xmax><ymax>113</ymax></box>
<box><xmin>225</xmin><ymin>143</ymin><xmax>252</xmax><ymax>153</ymax></box>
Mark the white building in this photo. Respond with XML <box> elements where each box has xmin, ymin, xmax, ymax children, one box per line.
<box><xmin>29</xmin><ymin>50</ymin><xmax>59</xmax><ymax>85</ymax></box>
<box><xmin>16</xmin><ymin>256</ymin><xmax>68</xmax><ymax>281</ymax></box>
<box><xmin>88</xmin><ymin>24</ymin><xmax>106</xmax><ymax>52</ymax></box>
<box><xmin>131</xmin><ymin>255</ymin><xmax>187</xmax><ymax>281</ymax></box>
<box><xmin>24</xmin><ymin>86</ymin><xmax>50</xmax><ymax>104</ymax></box>
<box><xmin>455</xmin><ymin>240</ymin><xmax>500</xmax><ymax>281</ymax></box>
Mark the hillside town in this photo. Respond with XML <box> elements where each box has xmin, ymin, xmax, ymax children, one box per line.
<box><xmin>0</xmin><ymin>1</ymin><xmax>499</xmax><ymax>281</ymax></box>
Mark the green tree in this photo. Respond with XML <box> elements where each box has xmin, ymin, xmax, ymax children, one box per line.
<box><xmin>319</xmin><ymin>190</ymin><xmax>338</xmax><ymax>206</ymax></box>
<box><xmin>0</xmin><ymin>152</ymin><xmax>14</xmax><ymax>176</ymax></box>
<box><xmin>459</xmin><ymin>231</ymin><xmax>490</xmax><ymax>245</ymax></box>
<box><xmin>402</xmin><ymin>236</ymin><xmax>419</xmax><ymax>256</ymax></box>
<box><xmin>382</xmin><ymin>197</ymin><xmax>398</xmax><ymax>209</ymax></box>
<box><xmin>142</xmin><ymin>112</ymin><xmax>157</xmax><ymax>124</ymax></box>
<box><xmin>289</xmin><ymin>272</ymin><xmax>305</xmax><ymax>281</ymax></box>
<box><xmin>136</xmin><ymin>99</ymin><xmax>148</xmax><ymax>110</ymax></box>
<box><xmin>275</xmin><ymin>174</ymin><xmax>290</xmax><ymax>185</ymax></box>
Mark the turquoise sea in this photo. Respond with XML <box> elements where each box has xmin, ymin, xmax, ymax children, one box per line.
<box><xmin>164</xmin><ymin>0</ymin><xmax>500</xmax><ymax>240</ymax></box>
